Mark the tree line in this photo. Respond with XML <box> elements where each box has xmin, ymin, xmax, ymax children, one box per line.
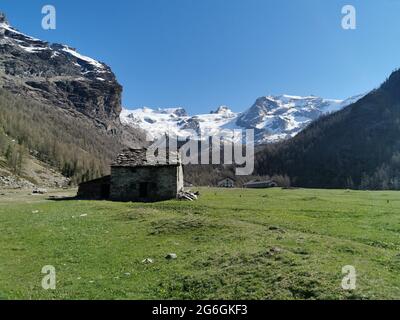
<box><xmin>254</xmin><ymin>69</ymin><xmax>400</xmax><ymax>190</ymax></box>
<box><xmin>0</xmin><ymin>89</ymin><xmax>120</xmax><ymax>184</ymax></box>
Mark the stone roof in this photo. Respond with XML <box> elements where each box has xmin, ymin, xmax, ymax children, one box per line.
<box><xmin>219</xmin><ymin>176</ymin><xmax>236</xmax><ymax>182</ymax></box>
<box><xmin>111</xmin><ymin>148</ymin><xmax>181</xmax><ymax>167</ymax></box>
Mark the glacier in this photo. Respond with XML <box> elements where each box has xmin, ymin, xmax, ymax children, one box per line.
<box><xmin>121</xmin><ymin>94</ymin><xmax>365</xmax><ymax>145</ymax></box>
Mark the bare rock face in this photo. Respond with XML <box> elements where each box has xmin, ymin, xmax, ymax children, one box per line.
<box><xmin>0</xmin><ymin>12</ymin><xmax>7</xmax><ymax>24</ymax></box>
<box><xmin>0</xmin><ymin>12</ymin><xmax>129</xmax><ymax>135</ymax></box>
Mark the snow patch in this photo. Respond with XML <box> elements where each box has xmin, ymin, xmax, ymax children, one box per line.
<box><xmin>61</xmin><ymin>46</ymin><xmax>104</xmax><ymax>70</ymax></box>
<box><xmin>0</xmin><ymin>22</ymin><xmax>41</xmax><ymax>41</ymax></box>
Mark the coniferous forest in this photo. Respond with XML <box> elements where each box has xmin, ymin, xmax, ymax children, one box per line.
<box><xmin>254</xmin><ymin>70</ymin><xmax>400</xmax><ymax>190</ymax></box>
<box><xmin>0</xmin><ymin>89</ymin><xmax>117</xmax><ymax>184</ymax></box>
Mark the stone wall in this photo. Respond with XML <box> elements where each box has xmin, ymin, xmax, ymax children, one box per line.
<box><xmin>77</xmin><ymin>176</ymin><xmax>111</xmax><ymax>200</ymax></box>
<box><xmin>110</xmin><ymin>165</ymin><xmax>183</xmax><ymax>202</ymax></box>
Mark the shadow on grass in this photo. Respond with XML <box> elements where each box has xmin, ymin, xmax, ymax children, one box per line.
<box><xmin>46</xmin><ymin>196</ymin><xmax>152</xmax><ymax>203</ymax></box>
<box><xmin>46</xmin><ymin>195</ymin><xmax>178</xmax><ymax>203</ymax></box>
<box><xmin>46</xmin><ymin>195</ymin><xmax>80</xmax><ymax>201</ymax></box>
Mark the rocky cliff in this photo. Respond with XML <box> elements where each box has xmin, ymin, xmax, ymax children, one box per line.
<box><xmin>0</xmin><ymin>12</ymin><xmax>141</xmax><ymax>137</ymax></box>
<box><xmin>0</xmin><ymin>12</ymin><xmax>145</xmax><ymax>186</ymax></box>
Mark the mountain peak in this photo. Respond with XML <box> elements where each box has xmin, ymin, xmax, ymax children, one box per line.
<box><xmin>211</xmin><ymin>105</ymin><xmax>234</xmax><ymax>115</ymax></box>
<box><xmin>0</xmin><ymin>12</ymin><xmax>123</xmax><ymax>124</ymax></box>
<box><xmin>162</xmin><ymin>107</ymin><xmax>188</xmax><ymax>117</ymax></box>
<box><xmin>0</xmin><ymin>12</ymin><xmax>8</xmax><ymax>25</ymax></box>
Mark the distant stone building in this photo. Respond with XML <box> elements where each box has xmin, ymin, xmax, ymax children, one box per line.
<box><xmin>78</xmin><ymin>148</ymin><xmax>184</xmax><ymax>202</ymax></box>
<box><xmin>243</xmin><ymin>180</ymin><xmax>277</xmax><ymax>189</ymax></box>
<box><xmin>217</xmin><ymin>177</ymin><xmax>235</xmax><ymax>188</ymax></box>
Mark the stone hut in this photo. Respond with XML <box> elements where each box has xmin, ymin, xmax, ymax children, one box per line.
<box><xmin>110</xmin><ymin>148</ymin><xmax>183</xmax><ymax>201</ymax></box>
<box><xmin>78</xmin><ymin>148</ymin><xmax>184</xmax><ymax>202</ymax></box>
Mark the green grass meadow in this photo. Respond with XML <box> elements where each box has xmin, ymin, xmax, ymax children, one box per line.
<box><xmin>1</xmin><ymin>187</ymin><xmax>400</xmax><ymax>300</ymax></box>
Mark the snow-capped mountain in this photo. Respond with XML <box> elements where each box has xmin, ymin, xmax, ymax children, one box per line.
<box><xmin>0</xmin><ymin>12</ymin><xmax>124</xmax><ymax>125</ymax></box>
<box><xmin>121</xmin><ymin>94</ymin><xmax>364</xmax><ymax>144</ymax></box>
<box><xmin>236</xmin><ymin>94</ymin><xmax>365</xmax><ymax>143</ymax></box>
<box><xmin>0</xmin><ymin>15</ymin><xmax>111</xmax><ymax>80</ymax></box>
<box><xmin>0</xmin><ymin>11</ymin><xmax>145</xmax><ymax>148</ymax></box>
<box><xmin>1</xmin><ymin>12</ymin><xmax>364</xmax><ymax>146</ymax></box>
<box><xmin>120</xmin><ymin>105</ymin><xmax>238</xmax><ymax>141</ymax></box>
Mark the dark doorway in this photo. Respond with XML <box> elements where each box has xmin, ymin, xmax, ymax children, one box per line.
<box><xmin>101</xmin><ymin>184</ymin><xmax>110</xmax><ymax>199</ymax></box>
<box><xmin>139</xmin><ymin>182</ymin><xmax>148</xmax><ymax>198</ymax></box>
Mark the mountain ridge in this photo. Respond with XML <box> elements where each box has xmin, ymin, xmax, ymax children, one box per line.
<box><xmin>0</xmin><ymin>12</ymin><xmax>145</xmax><ymax>186</ymax></box>
<box><xmin>121</xmin><ymin>93</ymin><xmax>364</xmax><ymax>144</ymax></box>
<box><xmin>254</xmin><ymin>68</ymin><xmax>400</xmax><ymax>189</ymax></box>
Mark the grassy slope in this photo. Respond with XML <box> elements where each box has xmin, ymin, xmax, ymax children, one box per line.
<box><xmin>0</xmin><ymin>188</ymin><xmax>400</xmax><ymax>300</ymax></box>
<box><xmin>0</xmin><ymin>153</ymin><xmax>68</xmax><ymax>188</ymax></box>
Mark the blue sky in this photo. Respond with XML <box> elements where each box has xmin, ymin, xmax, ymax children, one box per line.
<box><xmin>2</xmin><ymin>0</ymin><xmax>400</xmax><ymax>114</ymax></box>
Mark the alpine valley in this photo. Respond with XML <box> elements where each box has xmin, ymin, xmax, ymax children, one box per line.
<box><xmin>0</xmin><ymin>11</ymin><xmax>398</xmax><ymax>190</ymax></box>
<box><xmin>4</xmin><ymin>3</ymin><xmax>400</xmax><ymax>303</ymax></box>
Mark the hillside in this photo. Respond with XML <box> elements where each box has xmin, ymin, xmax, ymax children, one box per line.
<box><xmin>0</xmin><ymin>89</ymin><xmax>126</xmax><ymax>186</ymax></box>
<box><xmin>255</xmin><ymin>69</ymin><xmax>400</xmax><ymax>189</ymax></box>
<box><xmin>0</xmin><ymin>151</ymin><xmax>68</xmax><ymax>189</ymax></box>
<box><xmin>0</xmin><ymin>13</ymin><xmax>145</xmax><ymax>186</ymax></box>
